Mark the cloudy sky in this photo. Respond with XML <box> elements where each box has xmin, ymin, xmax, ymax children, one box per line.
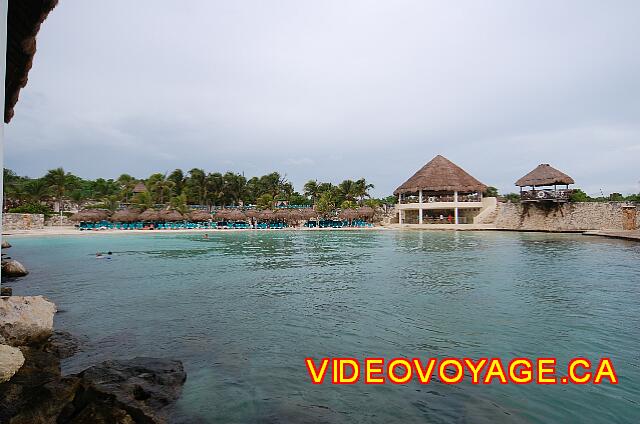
<box><xmin>5</xmin><ymin>0</ymin><xmax>640</xmax><ymax>196</ymax></box>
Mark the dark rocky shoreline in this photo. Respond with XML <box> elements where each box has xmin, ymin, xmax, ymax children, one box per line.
<box><xmin>0</xmin><ymin>330</ymin><xmax>187</xmax><ymax>423</ymax></box>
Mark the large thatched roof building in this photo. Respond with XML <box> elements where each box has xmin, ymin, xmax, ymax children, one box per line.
<box><xmin>4</xmin><ymin>0</ymin><xmax>58</xmax><ymax>123</ymax></box>
<box><xmin>394</xmin><ymin>155</ymin><xmax>487</xmax><ymax>195</ymax></box>
<box><xmin>394</xmin><ymin>155</ymin><xmax>494</xmax><ymax>225</ymax></box>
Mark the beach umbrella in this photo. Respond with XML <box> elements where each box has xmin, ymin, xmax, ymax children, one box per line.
<box><xmin>300</xmin><ymin>209</ymin><xmax>317</xmax><ymax>220</ymax></box>
<box><xmin>138</xmin><ymin>209</ymin><xmax>160</xmax><ymax>221</ymax></box>
<box><xmin>274</xmin><ymin>209</ymin><xmax>290</xmax><ymax>221</ymax></box>
<box><xmin>111</xmin><ymin>209</ymin><xmax>140</xmax><ymax>222</ymax></box>
<box><xmin>70</xmin><ymin>209</ymin><xmax>109</xmax><ymax>222</ymax></box>
<box><xmin>189</xmin><ymin>210</ymin><xmax>212</xmax><ymax>222</ymax></box>
<box><xmin>287</xmin><ymin>209</ymin><xmax>302</xmax><ymax>223</ymax></box>
<box><xmin>212</xmin><ymin>209</ymin><xmax>229</xmax><ymax>221</ymax></box>
<box><xmin>339</xmin><ymin>209</ymin><xmax>358</xmax><ymax>221</ymax></box>
<box><xmin>245</xmin><ymin>209</ymin><xmax>260</xmax><ymax>219</ymax></box>
<box><xmin>159</xmin><ymin>210</ymin><xmax>185</xmax><ymax>222</ymax></box>
<box><xmin>357</xmin><ymin>206</ymin><xmax>375</xmax><ymax>219</ymax></box>
<box><xmin>259</xmin><ymin>209</ymin><xmax>275</xmax><ymax>221</ymax></box>
<box><xmin>227</xmin><ymin>210</ymin><xmax>247</xmax><ymax>221</ymax></box>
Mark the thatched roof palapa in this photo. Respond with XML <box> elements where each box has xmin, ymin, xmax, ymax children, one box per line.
<box><xmin>515</xmin><ymin>164</ymin><xmax>575</xmax><ymax>187</ymax></box>
<box><xmin>71</xmin><ymin>209</ymin><xmax>109</xmax><ymax>222</ymax></box>
<box><xmin>227</xmin><ymin>210</ymin><xmax>247</xmax><ymax>221</ymax></box>
<box><xmin>132</xmin><ymin>182</ymin><xmax>147</xmax><ymax>193</ymax></box>
<box><xmin>259</xmin><ymin>209</ymin><xmax>275</xmax><ymax>220</ymax></box>
<box><xmin>159</xmin><ymin>210</ymin><xmax>184</xmax><ymax>222</ymax></box>
<box><xmin>5</xmin><ymin>0</ymin><xmax>59</xmax><ymax>123</ymax></box>
<box><xmin>300</xmin><ymin>209</ymin><xmax>317</xmax><ymax>220</ymax></box>
<box><xmin>138</xmin><ymin>209</ymin><xmax>160</xmax><ymax>221</ymax></box>
<box><xmin>356</xmin><ymin>206</ymin><xmax>375</xmax><ymax>218</ymax></box>
<box><xmin>189</xmin><ymin>210</ymin><xmax>212</xmax><ymax>221</ymax></box>
<box><xmin>394</xmin><ymin>155</ymin><xmax>487</xmax><ymax>195</ymax></box>
<box><xmin>339</xmin><ymin>209</ymin><xmax>358</xmax><ymax>220</ymax></box>
<box><xmin>111</xmin><ymin>209</ymin><xmax>140</xmax><ymax>222</ymax></box>
<box><xmin>245</xmin><ymin>209</ymin><xmax>260</xmax><ymax>218</ymax></box>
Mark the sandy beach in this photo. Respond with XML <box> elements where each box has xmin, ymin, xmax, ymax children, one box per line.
<box><xmin>3</xmin><ymin>225</ymin><xmax>387</xmax><ymax>237</ymax></box>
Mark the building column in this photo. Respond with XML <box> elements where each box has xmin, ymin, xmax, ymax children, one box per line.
<box><xmin>0</xmin><ymin>0</ymin><xmax>8</xmax><ymax>292</ymax></box>
<box><xmin>399</xmin><ymin>209</ymin><xmax>403</xmax><ymax>225</ymax></box>
<box><xmin>418</xmin><ymin>190</ymin><xmax>423</xmax><ymax>224</ymax></box>
<box><xmin>397</xmin><ymin>193</ymin><xmax>402</xmax><ymax>225</ymax></box>
<box><xmin>454</xmin><ymin>191</ymin><xmax>459</xmax><ymax>224</ymax></box>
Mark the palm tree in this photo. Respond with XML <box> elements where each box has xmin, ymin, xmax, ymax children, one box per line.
<box><xmin>132</xmin><ymin>191</ymin><xmax>154</xmax><ymax>211</ymax></box>
<box><xmin>223</xmin><ymin>172</ymin><xmax>246</xmax><ymax>206</ymax></box>
<box><xmin>147</xmin><ymin>173</ymin><xmax>175</xmax><ymax>204</ymax></box>
<box><xmin>44</xmin><ymin>167</ymin><xmax>75</xmax><ymax>223</ymax></box>
<box><xmin>24</xmin><ymin>179</ymin><xmax>51</xmax><ymax>203</ymax></box>
<box><xmin>103</xmin><ymin>195</ymin><xmax>120</xmax><ymax>213</ymax></box>
<box><xmin>168</xmin><ymin>169</ymin><xmax>186</xmax><ymax>196</ymax></box>
<box><xmin>205</xmin><ymin>172</ymin><xmax>225</xmax><ymax>209</ymax></box>
<box><xmin>304</xmin><ymin>180</ymin><xmax>320</xmax><ymax>203</ymax></box>
<box><xmin>170</xmin><ymin>193</ymin><xmax>190</xmax><ymax>215</ymax></box>
<box><xmin>186</xmin><ymin>168</ymin><xmax>207</xmax><ymax>205</ymax></box>
<box><xmin>338</xmin><ymin>180</ymin><xmax>358</xmax><ymax>202</ymax></box>
<box><xmin>354</xmin><ymin>178</ymin><xmax>374</xmax><ymax>203</ymax></box>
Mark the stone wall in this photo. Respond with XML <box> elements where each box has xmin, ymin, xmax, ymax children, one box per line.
<box><xmin>2</xmin><ymin>213</ymin><xmax>45</xmax><ymax>231</ymax></box>
<box><xmin>494</xmin><ymin>202</ymin><xmax>639</xmax><ymax>231</ymax></box>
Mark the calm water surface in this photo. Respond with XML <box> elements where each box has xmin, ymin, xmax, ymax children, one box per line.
<box><xmin>7</xmin><ymin>230</ymin><xmax>640</xmax><ymax>423</ymax></box>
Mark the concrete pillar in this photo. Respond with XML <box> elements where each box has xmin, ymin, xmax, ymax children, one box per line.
<box><xmin>1</xmin><ymin>0</ymin><xmax>8</xmax><ymax>292</ymax></box>
<box><xmin>454</xmin><ymin>191</ymin><xmax>459</xmax><ymax>224</ymax></box>
<box><xmin>419</xmin><ymin>208</ymin><xmax>423</xmax><ymax>224</ymax></box>
<box><xmin>418</xmin><ymin>190</ymin><xmax>423</xmax><ymax>224</ymax></box>
<box><xmin>399</xmin><ymin>209</ymin><xmax>403</xmax><ymax>225</ymax></box>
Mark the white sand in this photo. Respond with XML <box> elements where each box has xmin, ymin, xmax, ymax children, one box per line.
<box><xmin>3</xmin><ymin>225</ymin><xmax>386</xmax><ymax>237</ymax></box>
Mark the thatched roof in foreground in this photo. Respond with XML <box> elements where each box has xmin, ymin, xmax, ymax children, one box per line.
<box><xmin>394</xmin><ymin>155</ymin><xmax>487</xmax><ymax>195</ymax></box>
<box><xmin>515</xmin><ymin>164</ymin><xmax>575</xmax><ymax>187</ymax></box>
<box><xmin>5</xmin><ymin>0</ymin><xmax>58</xmax><ymax>123</ymax></box>
<box><xmin>70</xmin><ymin>209</ymin><xmax>109</xmax><ymax>222</ymax></box>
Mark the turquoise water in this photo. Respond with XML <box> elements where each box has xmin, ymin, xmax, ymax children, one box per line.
<box><xmin>6</xmin><ymin>230</ymin><xmax>640</xmax><ymax>423</ymax></box>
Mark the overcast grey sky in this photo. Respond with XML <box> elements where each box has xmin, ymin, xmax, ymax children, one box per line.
<box><xmin>5</xmin><ymin>0</ymin><xmax>640</xmax><ymax>196</ymax></box>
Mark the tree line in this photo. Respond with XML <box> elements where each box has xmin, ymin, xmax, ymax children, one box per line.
<box><xmin>3</xmin><ymin>168</ymin><xmax>395</xmax><ymax>216</ymax></box>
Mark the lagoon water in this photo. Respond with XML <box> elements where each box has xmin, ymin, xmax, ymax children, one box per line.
<box><xmin>8</xmin><ymin>231</ymin><xmax>640</xmax><ymax>423</ymax></box>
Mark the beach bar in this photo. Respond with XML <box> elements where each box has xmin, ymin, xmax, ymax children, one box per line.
<box><xmin>516</xmin><ymin>164</ymin><xmax>575</xmax><ymax>203</ymax></box>
<box><xmin>393</xmin><ymin>155</ymin><xmax>493</xmax><ymax>225</ymax></box>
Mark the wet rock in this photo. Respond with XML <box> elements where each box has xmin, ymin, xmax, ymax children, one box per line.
<box><xmin>65</xmin><ymin>357</ymin><xmax>186</xmax><ymax>423</ymax></box>
<box><xmin>0</xmin><ymin>345</ymin><xmax>80</xmax><ymax>424</ymax></box>
<box><xmin>1</xmin><ymin>241</ymin><xmax>11</xmax><ymax>249</ymax></box>
<box><xmin>0</xmin><ymin>296</ymin><xmax>56</xmax><ymax>346</ymax></box>
<box><xmin>43</xmin><ymin>330</ymin><xmax>86</xmax><ymax>360</ymax></box>
<box><xmin>1</xmin><ymin>259</ymin><xmax>28</xmax><ymax>277</ymax></box>
<box><xmin>0</xmin><ymin>287</ymin><xmax>12</xmax><ymax>296</ymax></box>
<box><xmin>1</xmin><ymin>349</ymin><xmax>186</xmax><ymax>424</ymax></box>
<box><xmin>0</xmin><ymin>344</ymin><xmax>25</xmax><ymax>383</ymax></box>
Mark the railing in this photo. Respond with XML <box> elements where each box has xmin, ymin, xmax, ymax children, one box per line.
<box><xmin>521</xmin><ymin>189</ymin><xmax>574</xmax><ymax>201</ymax></box>
<box><xmin>398</xmin><ymin>193</ymin><xmax>482</xmax><ymax>204</ymax></box>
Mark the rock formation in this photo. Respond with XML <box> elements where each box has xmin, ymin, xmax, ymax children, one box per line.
<box><xmin>0</xmin><ymin>344</ymin><xmax>24</xmax><ymax>383</ymax></box>
<box><xmin>0</xmin><ymin>296</ymin><xmax>56</xmax><ymax>346</ymax></box>
<box><xmin>1</xmin><ymin>259</ymin><xmax>29</xmax><ymax>277</ymax></box>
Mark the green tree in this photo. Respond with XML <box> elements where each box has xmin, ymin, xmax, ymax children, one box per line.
<box><xmin>315</xmin><ymin>192</ymin><xmax>336</xmax><ymax>217</ymax></box>
<box><xmin>168</xmin><ymin>169</ymin><xmax>186</xmax><ymax>196</ymax></box>
<box><xmin>170</xmin><ymin>193</ymin><xmax>190</xmax><ymax>215</ymax></box>
<box><xmin>23</xmin><ymin>179</ymin><xmax>50</xmax><ymax>203</ymax></box>
<box><xmin>569</xmin><ymin>189</ymin><xmax>589</xmax><ymax>202</ymax></box>
<box><xmin>186</xmin><ymin>168</ymin><xmax>207</xmax><ymax>205</ymax></box>
<box><xmin>223</xmin><ymin>172</ymin><xmax>246</xmax><ymax>206</ymax></box>
<box><xmin>304</xmin><ymin>180</ymin><xmax>320</xmax><ymax>203</ymax></box>
<box><xmin>354</xmin><ymin>178</ymin><xmax>374</xmax><ymax>203</ymax></box>
<box><xmin>341</xmin><ymin>200</ymin><xmax>357</xmax><ymax>209</ymax></box>
<box><xmin>256</xmin><ymin>193</ymin><xmax>274</xmax><ymax>210</ymax></box>
<box><xmin>147</xmin><ymin>173</ymin><xmax>175</xmax><ymax>204</ymax></box>
<box><xmin>484</xmin><ymin>186</ymin><xmax>499</xmax><ymax>197</ymax></box>
<box><xmin>132</xmin><ymin>191</ymin><xmax>154</xmax><ymax>211</ymax></box>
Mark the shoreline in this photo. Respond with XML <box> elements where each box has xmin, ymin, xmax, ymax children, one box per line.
<box><xmin>3</xmin><ymin>225</ymin><xmax>388</xmax><ymax>237</ymax></box>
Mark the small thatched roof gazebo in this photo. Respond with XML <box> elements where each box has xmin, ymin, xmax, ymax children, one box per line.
<box><xmin>515</xmin><ymin>164</ymin><xmax>575</xmax><ymax>202</ymax></box>
<box><xmin>259</xmin><ymin>209</ymin><xmax>275</xmax><ymax>221</ymax></box>
<box><xmin>394</xmin><ymin>155</ymin><xmax>487</xmax><ymax>195</ymax></box>
<box><xmin>111</xmin><ymin>209</ymin><xmax>140</xmax><ymax>223</ymax></box>
<box><xmin>274</xmin><ymin>209</ymin><xmax>290</xmax><ymax>221</ymax></box>
<box><xmin>245</xmin><ymin>209</ymin><xmax>260</xmax><ymax>219</ymax></box>
<box><xmin>138</xmin><ymin>209</ymin><xmax>160</xmax><ymax>222</ymax></box>
<box><xmin>227</xmin><ymin>210</ymin><xmax>247</xmax><ymax>221</ymax></box>
<box><xmin>132</xmin><ymin>182</ymin><xmax>147</xmax><ymax>194</ymax></box>
<box><xmin>287</xmin><ymin>209</ymin><xmax>302</xmax><ymax>223</ymax></box>
<box><xmin>212</xmin><ymin>210</ymin><xmax>229</xmax><ymax>221</ymax></box>
<box><xmin>189</xmin><ymin>210</ymin><xmax>212</xmax><ymax>222</ymax></box>
<box><xmin>356</xmin><ymin>206</ymin><xmax>375</xmax><ymax>220</ymax></box>
<box><xmin>339</xmin><ymin>209</ymin><xmax>358</xmax><ymax>221</ymax></box>
<box><xmin>159</xmin><ymin>210</ymin><xmax>184</xmax><ymax>222</ymax></box>
<box><xmin>300</xmin><ymin>209</ymin><xmax>317</xmax><ymax>220</ymax></box>
<box><xmin>70</xmin><ymin>209</ymin><xmax>109</xmax><ymax>222</ymax></box>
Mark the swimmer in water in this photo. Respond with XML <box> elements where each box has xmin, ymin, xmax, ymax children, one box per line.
<box><xmin>203</xmin><ymin>233</ymin><xmax>209</xmax><ymax>239</ymax></box>
<box><xmin>96</xmin><ymin>252</ymin><xmax>103</xmax><ymax>258</ymax></box>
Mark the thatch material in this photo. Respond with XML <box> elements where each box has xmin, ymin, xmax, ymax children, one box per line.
<box><xmin>394</xmin><ymin>155</ymin><xmax>487</xmax><ymax>195</ymax></box>
<box><xmin>274</xmin><ymin>209</ymin><xmax>290</xmax><ymax>220</ymax></box>
<box><xmin>111</xmin><ymin>209</ymin><xmax>140</xmax><ymax>222</ymax></box>
<box><xmin>287</xmin><ymin>209</ymin><xmax>302</xmax><ymax>222</ymax></box>
<box><xmin>339</xmin><ymin>209</ymin><xmax>358</xmax><ymax>220</ymax></box>
<box><xmin>245</xmin><ymin>209</ymin><xmax>260</xmax><ymax>218</ymax></box>
<box><xmin>189</xmin><ymin>210</ymin><xmax>211</xmax><ymax>221</ymax></box>
<box><xmin>212</xmin><ymin>210</ymin><xmax>229</xmax><ymax>220</ymax></box>
<box><xmin>132</xmin><ymin>182</ymin><xmax>147</xmax><ymax>193</ymax></box>
<box><xmin>138</xmin><ymin>209</ymin><xmax>160</xmax><ymax>221</ymax></box>
<box><xmin>70</xmin><ymin>209</ymin><xmax>109</xmax><ymax>222</ymax></box>
<box><xmin>159</xmin><ymin>210</ymin><xmax>184</xmax><ymax>222</ymax></box>
<box><xmin>5</xmin><ymin>0</ymin><xmax>59</xmax><ymax>123</ymax></box>
<box><xmin>515</xmin><ymin>164</ymin><xmax>575</xmax><ymax>187</ymax></box>
<box><xmin>356</xmin><ymin>206</ymin><xmax>375</xmax><ymax>218</ymax></box>
<box><xmin>259</xmin><ymin>209</ymin><xmax>275</xmax><ymax>220</ymax></box>
<box><xmin>300</xmin><ymin>209</ymin><xmax>317</xmax><ymax>220</ymax></box>
<box><xmin>227</xmin><ymin>210</ymin><xmax>247</xmax><ymax>221</ymax></box>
